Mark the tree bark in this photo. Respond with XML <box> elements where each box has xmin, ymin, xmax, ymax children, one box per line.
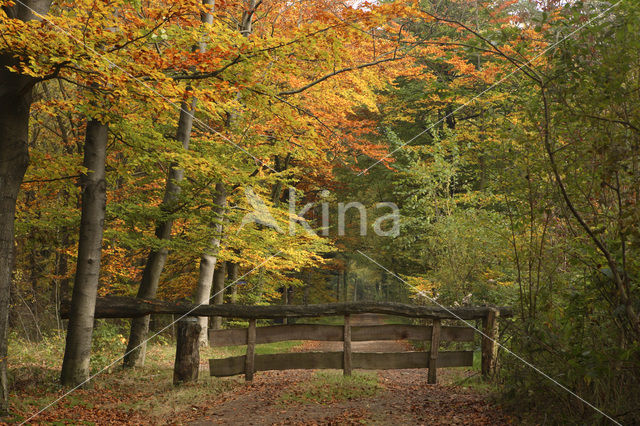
<box><xmin>60</xmin><ymin>119</ymin><xmax>108</xmax><ymax>387</ymax></box>
<box><xmin>173</xmin><ymin>318</ymin><xmax>201</xmax><ymax>385</ymax></box>
<box><xmin>210</xmin><ymin>260</ymin><xmax>227</xmax><ymax>332</ymax></box>
<box><xmin>342</xmin><ymin>269</ymin><xmax>348</xmax><ymax>302</ymax></box>
<box><xmin>192</xmin><ymin>0</ymin><xmax>261</xmax><ymax>345</ymax></box>
<box><xmin>0</xmin><ymin>68</ymin><xmax>31</xmax><ymax>416</ymax></box>
<box><xmin>228</xmin><ymin>262</ymin><xmax>239</xmax><ymax>303</ymax></box>
<box><xmin>123</xmin><ymin>96</ymin><xmax>196</xmax><ymax>367</ymax></box>
<box><xmin>123</xmin><ymin>0</ymin><xmax>215</xmax><ymax>368</ymax></box>
<box><xmin>0</xmin><ymin>1</ymin><xmax>53</xmax><ymax>414</ymax></box>
<box><xmin>304</xmin><ymin>271</ymin><xmax>311</xmax><ymax>305</ymax></box>
<box><xmin>194</xmin><ymin>184</ymin><xmax>226</xmax><ymax>345</ymax></box>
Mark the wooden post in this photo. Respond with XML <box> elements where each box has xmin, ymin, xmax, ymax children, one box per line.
<box><xmin>481</xmin><ymin>308</ymin><xmax>499</xmax><ymax>378</ymax></box>
<box><xmin>428</xmin><ymin>319</ymin><xmax>441</xmax><ymax>384</ymax></box>
<box><xmin>173</xmin><ymin>317</ymin><xmax>201</xmax><ymax>385</ymax></box>
<box><xmin>343</xmin><ymin>314</ymin><xmax>352</xmax><ymax>376</ymax></box>
<box><xmin>244</xmin><ymin>319</ymin><xmax>256</xmax><ymax>382</ymax></box>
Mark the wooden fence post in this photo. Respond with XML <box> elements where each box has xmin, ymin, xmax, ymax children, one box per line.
<box><xmin>428</xmin><ymin>319</ymin><xmax>441</xmax><ymax>384</ymax></box>
<box><xmin>481</xmin><ymin>308</ymin><xmax>499</xmax><ymax>378</ymax></box>
<box><xmin>343</xmin><ymin>314</ymin><xmax>352</xmax><ymax>376</ymax></box>
<box><xmin>245</xmin><ymin>319</ymin><xmax>256</xmax><ymax>382</ymax></box>
<box><xmin>173</xmin><ymin>317</ymin><xmax>201</xmax><ymax>385</ymax></box>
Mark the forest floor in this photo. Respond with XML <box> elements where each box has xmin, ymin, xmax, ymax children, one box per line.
<box><xmin>190</xmin><ymin>314</ymin><xmax>513</xmax><ymax>425</ymax></box>
<box><xmin>5</xmin><ymin>315</ymin><xmax>513</xmax><ymax>425</ymax></box>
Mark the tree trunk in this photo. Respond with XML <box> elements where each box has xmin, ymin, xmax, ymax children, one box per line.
<box><xmin>194</xmin><ymin>184</ymin><xmax>227</xmax><ymax>344</ymax></box>
<box><xmin>60</xmin><ymin>119</ymin><xmax>108</xmax><ymax>387</ymax></box>
<box><xmin>281</xmin><ymin>285</ymin><xmax>289</xmax><ymax>325</ymax></box>
<box><xmin>123</xmin><ymin>102</ymin><xmax>191</xmax><ymax>367</ymax></box>
<box><xmin>304</xmin><ymin>270</ymin><xmax>311</xmax><ymax>305</ymax></box>
<box><xmin>0</xmin><ymin>1</ymin><xmax>53</xmax><ymax>413</ymax></box>
<box><xmin>192</xmin><ymin>0</ymin><xmax>261</xmax><ymax>344</ymax></box>
<box><xmin>228</xmin><ymin>262</ymin><xmax>239</xmax><ymax>303</ymax></box>
<box><xmin>123</xmin><ymin>0</ymin><xmax>214</xmax><ymax>368</ymax></box>
<box><xmin>342</xmin><ymin>269</ymin><xmax>348</xmax><ymax>302</ymax></box>
<box><xmin>0</xmin><ymin>69</ymin><xmax>31</xmax><ymax>416</ymax></box>
<box><xmin>210</xmin><ymin>261</ymin><xmax>227</xmax><ymax>331</ymax></box>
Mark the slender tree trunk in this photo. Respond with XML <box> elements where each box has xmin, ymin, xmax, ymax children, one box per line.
<box><xmin>210</xmin><ymin>260</ymin><xmax>226</xmax><ymax>331</ymax></box>
<box><xmin>191</xmin><ymin>0</ymin><xmax>261</xmax><ymax>344</ymax></box>
<box><xmin>194</xmin><ymin>183</ymin><xmax>226</xmax><ymax>344</ymax></box>
<box><xmin>281</xmin><ymin>285</ymin><xmax>289</xmax><ymax>325</ymax></box>
<box><xmin>0</xmin><ymin>2</ymin><xmax>52</xmax><ymax>410</ymax></box>
<box><xmin>342</xmin><ymin>269</ymin><xmax>348</xmax><ymax>302</ymax></box>
<box><xmin>123</xmin><ymin>0</ymin><xmax>214</xmax><ymax>368</ymax></box>
<box><xmin>304</xmin><ymin>270</ymin><xmax>311</xmax><ymax>305</ymax></box>
<box><xmin>60</xmin><ymin>119</ymin><xmax>108</xmax><ymax>387</ymax></box>
<box><xmin>228</xmin><ymin>262</ymin><xmax>238</xmax><ymax>303</ymax></box>
<box><xmin>123</xmin><ymin>99</ymin><xmax>193</xmax><ymax>368</ymax></box>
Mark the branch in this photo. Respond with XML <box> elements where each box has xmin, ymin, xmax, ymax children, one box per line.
<box><xmin>23</xmin><ymin>174</ymin><xmax>80</xmax><ymax>184</ymax></box>
<box><xmin>582</xmin><ymin>114</ymin><xmax>640</xmax><ymax>133</ymax></box>
<box><xmin>171</xmin><ymin>24</ymin><xmax>343</xmax><ymax>81</ymax></box>
<box><xmin>278</xmin><ymin>55</ymin><xmax>403</xmax><ymax>96</ymax></box>
<box><xmin>31</xmin><ymin>60</ymin><xmax>71</xmax><ymax>84</ymax></box>
<box><xmin>540</xmin><ymin>86</ymin><xmax>640</xmax><ymax>334</ymax></box>
<box><xmin>108</xmin><ymin>9</ymin><xmax>177</xmax><ymax>53</ymax></box>
<box><xmin>422</xmin><ymin>11</ymin><xmax>541</xmax><ymax>83</ymax></box>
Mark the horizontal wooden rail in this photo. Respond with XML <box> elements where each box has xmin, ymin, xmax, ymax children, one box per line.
<box><xmin>210</xmin><ymin>351</ymin><xmax>473</xmax><ymax>377</ymax></box>
<box><xmin>62</xmin><ymin>297</ymin><xmax>513</xmax><ymax>320</ymax></box>
<box><xmin>209</xmin><ymin>324</ymin><xmax>474</xmax><ymax>347</ymax></box>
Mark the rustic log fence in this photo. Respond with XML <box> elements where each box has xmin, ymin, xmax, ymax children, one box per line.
<box><xmin>208</xmin><ymin>315</ymin><xmax>478</xmax><ymax>383</ymax></box>
<box><xmin>62</xmin><ymin>298</ymin><xmax>511</xmax><ymax>385</ymax></box>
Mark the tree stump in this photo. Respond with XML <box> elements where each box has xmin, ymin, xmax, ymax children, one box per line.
<box><xmin>173</xmin><ymin>317</ymin><xmax>201</xmax><ymax>385</ymax></box>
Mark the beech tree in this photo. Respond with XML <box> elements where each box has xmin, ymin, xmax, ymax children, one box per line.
<box><xmin>59</xmin><ymin>118</ymin><xmax>109</xmax><ymax>386</ymax></box>
<box><xmin>123</xmin><ymin>0</ymin><xmax>216</xmax><ymax>367</ymax></box>
<box><xmin>0</xmin><ymin>0</ymin><xmax>53</xmax><ymax>413</ymax></box>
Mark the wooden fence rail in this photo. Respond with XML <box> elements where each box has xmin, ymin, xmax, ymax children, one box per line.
<box><xmin>61</xmin><ymin>297</ymin><xmax>513</xmax><ymax>320</ymax></box>
<box><xmin>208</xmin><ymin>323</ymin><xmax>475</xmax><ymax>346</ymax></box>
<box><xmin>210</xmin><ymin>351</ymin><xmax>474</xmax><ymax>377</ymax></box>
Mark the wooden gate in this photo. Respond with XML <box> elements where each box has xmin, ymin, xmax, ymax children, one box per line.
<box><xmin>208</xmin><ymin>304</ymin><xmax>507</xmax><ymax>384</ymax></box>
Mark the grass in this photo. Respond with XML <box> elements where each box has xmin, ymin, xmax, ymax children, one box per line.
<box><xmin>297</xmin><ymin>316</ymin><xmax>344</xmax><ymax>325</ymax></box>
<box><xmin>204</xmin><ymin>340</ymin><xmax>304</xmax><ymax>359</ymax></box>
<box><xmin>279</xmin><ymin>371</ymin><xmax>379</xmax><ymax>405</ymax></box>
<box><xmin>108</xmin><ymin>369</ymin><xmax>241</xmax><ymax>419</ymax></box>
<box><xmin>5</xmin><ymin>328</ymin><xmax>305</xmax><ymax>424</ymax></box>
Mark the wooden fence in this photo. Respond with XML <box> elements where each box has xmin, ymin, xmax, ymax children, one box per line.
<box><xmin>206</xmin><ymin>306</ymin><xmax>508</xmax><ymax>384</ymax></box>
<box><xmin>209</xmin><ymin>318</ymin><xmax>477</xmax><ymax>383</ymax></box>
<box><xmin>62</xmin><ymin>298</ymin><xmax>510</xmax><ymax>385</ymax></box>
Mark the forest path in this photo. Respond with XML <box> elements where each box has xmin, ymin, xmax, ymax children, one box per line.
<box><xmin>189</xmin><ymin>314</ymin><xmax>512</xmax><ymax>425</ymax></box>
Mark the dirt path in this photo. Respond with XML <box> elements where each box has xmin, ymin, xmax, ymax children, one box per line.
<box><xmin>189</xmin><ymin>315</ymin><xmax>512</xmax><ymax>425</ymax></box>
